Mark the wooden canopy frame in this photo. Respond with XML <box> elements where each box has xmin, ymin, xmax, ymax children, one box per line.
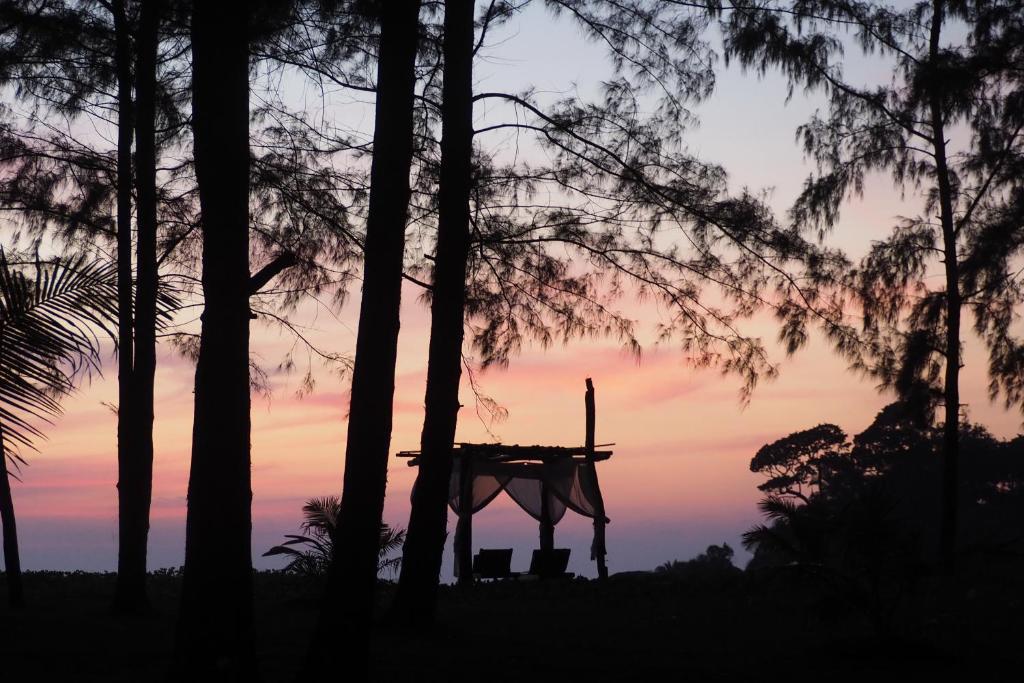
<box><xmin>398</xmin><ymin>379</ymin><xmax>611</xmax><ymax>584</ymax></box>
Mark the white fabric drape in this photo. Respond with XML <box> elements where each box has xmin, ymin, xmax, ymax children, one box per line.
<box><xmin>503</xmin><ymin>477</ymin><xmax>567</xmax><ymax>525</ymax></box>
<box><xmin>446</xmin><ymin>458</ymin><xmax>608</xmax><ymax>524</ymax></box>
<box><xmin>448</xmin><ymin>472</ymin><xmax>506</xmax><ymax>514</ymax></box>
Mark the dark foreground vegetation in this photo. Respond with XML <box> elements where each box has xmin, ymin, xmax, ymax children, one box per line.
<box><xmin>2</xmin><ymin>564</ymin><xmax>1023</xmax><ymax>682</ymax></box>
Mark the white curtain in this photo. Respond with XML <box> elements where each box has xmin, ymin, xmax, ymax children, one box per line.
<box><xmin>503</xmin><ymin>477</ymin><xmax>567</xmax><ymax>525</ymax></box>
<box><xmin>447</xmin><ymin>459</ymin><xmax>608</xmax><ymax>524</ymax></box>
<box><xmin>448</xmin><ymin>472</ymin><xmax>507</xmax><ymax>514</ymax></box>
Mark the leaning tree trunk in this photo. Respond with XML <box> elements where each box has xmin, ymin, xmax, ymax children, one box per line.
<box><xmin>173</xmin><ymin>1</ymin><xmax>253</xmax><ymax>677</ymax></box>
<box><xmin>929</xmin><ymin>0</ymin><xmax>962</xmax><ymax>572</ymax></box>
<box><xmin>393</xmin><ymin>0</ymin><xmax>475</xmax><ymax>623</ymax></box>
<box><xmin>0</xmin><ymin>423</ymin><xmax>25</xmax><ymax>609</ymax></box>
<box><xmin>301</xmin><ymin>1</ymin><xmax>422</xmax><ymax>677</ymax></box>
<box><xmin>114</xmin><ymin>0</ymin><xmax>161</xmax><ymax>615</ymax></box>
<box><xmin>110</xmin><ymin>0</ymin><xmax>141</xmax><ymax>614</ymax></box>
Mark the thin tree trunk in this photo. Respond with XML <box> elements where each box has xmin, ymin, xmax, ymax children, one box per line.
<box><xmin>114</xmin><ymin>0</ymin><xmax>161</xmax><ymax>615</ymax></box>
<box><xmin>929</xmin><ymin>0</ymin><xmax>961</xmax><ymax>572</ymax></box>
<box><xmin>301</xmin><ymin>1</ymin><xmax>422</xmax><ymax>676</ymax></box>
<box><xmin>393</xmin><ymin>0</ymin><xmax>475</xmax><ymax>625</ymax></box>
<box><xmin>0</xmin><ymin>423</ymin><xmax>25</xmax><ymax>609</ymax></box>
<box><xmin>110</xmin><ymin>0</ymin><xmax>141</xmax><ymax>614</ymax></box>
<box><xmin>173</xmin><ymin>1</ymin><xmax>253</xmax><ymax>677</ymax></box>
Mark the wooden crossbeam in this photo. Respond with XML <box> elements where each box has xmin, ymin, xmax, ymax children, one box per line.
<box><xmin>396</xmin><ymin>442</ymin><xmax>614</xmax><ymax>467</ymax></box>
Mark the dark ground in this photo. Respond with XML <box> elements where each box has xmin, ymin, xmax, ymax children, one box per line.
<box><xmin>2</xmin><ymin>563</ymin><xmax>1023</xmax><ymax>682</ymax></box>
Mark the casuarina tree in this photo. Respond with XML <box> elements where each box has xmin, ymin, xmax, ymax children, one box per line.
<box><xmin>111</xmin><ymin>0</ymin><xmax>168</xmax><ymax>615</ymax></box>
<box><xmin>172</xmin><ymin>0</ymin><xmax>256</xmax><ymax>676</ymax></box>
<box><xmin>392</xmin><ymin>0</ymin><xmax>475</xmax><ymax>624</ymax></box>
<box><xmin>393</xmin><ymin>0</ymin><xmax>827</xmax><ymax>624</ymax></box>
<box><xmin>722</xmin><ymin>0</ymin><xmax>1024</xmax><ymax>569</ymax></box>
<box><xmin>301</xmin><ymin>0</ymin><xmax>423</xmax><ymax>677</ymax></box>
<box><xmin>0</xmin><ymin>0</ymin><xmax>181</xmax><ymax>613</ymax></box>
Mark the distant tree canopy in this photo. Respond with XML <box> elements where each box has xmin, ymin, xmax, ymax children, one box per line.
<box><xmin>745</xmin><ymin>403</ymin><xmax>1024</xmax><ymax>632</ymax></box>
<box><xmin>657</xmin><ymin>543</ymin><xmax>741</xmax><ymax>582</ymax></box>
<box><xmin>746</xmin><ymin>403</ymin><xmax>1024</xmax><ymax>572</ymax></box>
<box><xmin>750</xmin><ymin>423</ymin><xmax>849</xmax><ymax>503</ymax></box>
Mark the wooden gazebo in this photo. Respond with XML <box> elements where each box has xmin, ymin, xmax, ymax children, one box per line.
<box><xmin>399</xmin><ymin>379</ymin><xmax>611</xmax><ymax>583</ymax></box>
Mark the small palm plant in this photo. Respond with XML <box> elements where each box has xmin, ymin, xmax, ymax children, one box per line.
<box><xmin>0</xmin><ymin>251</ymin><xmax>117</xmax><ymax>607</ymax></box>
<box><xmin>264</xmin><ymin>495</ymin><xmax>406</xmax><ymax>578</ymax></box>
<box><xmin>744</xmin><ymin>490</ymin><xmax>920</xmax><ymax>635</ymax></box>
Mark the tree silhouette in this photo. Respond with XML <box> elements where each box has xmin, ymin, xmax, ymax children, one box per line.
<box><xmin>109</xmin><ymin>0</ymin><xmax>169</xmax><ymax>615</ymax></box>
<box><xmin>0</xmin><ymin>251</ymin><xmax>117</xmax><ymax>608</ymax></box>
<box><xmin>657</xmin><ymin>543</ymin><xmax>741</xmax><ymax>582</ymax></box>
<box><xmin>393</xmin><ymin>0</ymin><xmax>831</xmax><ymax>625</ymax></box>
<box><xmin>0</xmin><ymin>0</ymin><xmax>186</xmax><ymax>613</ymax></box>
<box><xmin>746</xmin><ymin>433</ymin><xmax>925</xmax><ymax>634</ymax></box>
<box><xmin>722</xmin><ymin>0</ymin><xmax>1024</xmax><ymax>569</ymax></box>
<box><xmin>393</xmin><ymin>0</ymin><xmax>476</xmax><ymax>622</ymax></box>
<box><xmin>172</xmin><ymin>0</ymin><xmax>256</xmax><ymax>676</ymax></box>
<box><xmin>300</xmin><ymin>0</ymin><xmax>423</xmax><ymax>678</ymax></box>
<box><xmin>750</xmin><ymin>424</ymin><xmax>850</xmax><ymax>503</ymax></box>
<box><xmin>746</xmin><ymin>402</ymin><xmax>1024</xmax><ymax>631</ymax></box>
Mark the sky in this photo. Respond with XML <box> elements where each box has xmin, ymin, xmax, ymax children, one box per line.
<box><xmin>5</xmin><ymin>2</ymin><xmax>1022</xmax><ymax>581</ymax></box>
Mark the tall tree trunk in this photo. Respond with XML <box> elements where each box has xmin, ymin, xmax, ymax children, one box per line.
<box><xmin>0</xmin><ymin>423</ymin><xmax>25</xmax><ymax>609</ymax></box>
<box><xmin>173</xmin><ymin>1</ymin><xmax>253</xmax><ymax>677</ymax></box>
<box><xmin>929</xmin><ymin>0</ymin><xmax>961</xmax><ymax>571</ymax></box>
<box><xmin>393</xmin><ymin>0</ymin><xmax>475</xmax><ymax>625</ymax></box>
<box><xmin>301</xmin><ymin>1</ymin><xmax>422</xmax><ymax>676</ymax></box>
<box><xmin>111</xmin><ymin>0</ymin><xmax>140</xmax><ymax>614</ymax></box>
<box><xmin>114</xmin><ymin>0</ymin><xmax>161</xmax><ymax>615</ymax></box>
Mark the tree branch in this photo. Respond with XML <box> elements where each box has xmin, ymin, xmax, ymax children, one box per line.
<box><xmin>249</xmin><ymin>251</ymin><xmax>298</xmax><ymax>295</ymax></box>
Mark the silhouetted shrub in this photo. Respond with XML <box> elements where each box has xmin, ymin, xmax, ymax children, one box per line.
<box><xmin>263</xmin><ymin>496</ymin><xmax>405</xmax><ymax>578</ymax></box>
<box><xmin>656</xmin><ymin>543</ymin><xmax>742</xmax><ymax>582</ymax></box>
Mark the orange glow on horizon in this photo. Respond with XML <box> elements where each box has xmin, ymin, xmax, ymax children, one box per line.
<box><xmin>10</xmin><ymin>289</ymin><xmax>1022</xmax><ymax>578</ymax></box>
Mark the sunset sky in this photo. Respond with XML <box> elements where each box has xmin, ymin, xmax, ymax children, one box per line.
<box><xmin>7</xmin><ymin>3</ymin><xmax>1022</xmax><ymax>581</ymax></box>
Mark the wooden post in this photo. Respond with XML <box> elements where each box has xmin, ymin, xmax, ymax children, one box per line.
<box><xmin>456</xmin><ymin>451</ymin><xmax>474</xmax><ymax>586</ymax></box>
<box><xmin>539</xmin><ymin>478</ymin><xmax>555</xmax><ymax>552</ymax></box>
<box><xmin>585</xmin><ymin>378</ymin><xmax>609</xmax><ymax>579</ymax></box>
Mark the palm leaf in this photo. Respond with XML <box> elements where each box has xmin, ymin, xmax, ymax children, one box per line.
<box><xmin>379</xmin><ymin>524</ymin><xmax>406</xmax><ymax>556</ymax></box>
<box><xmin>0</xmin><ymin>249</ymin><xmax>117</xmax><ymax>466</ymax></box>
<box><xmin>263</xmin><ymin>545</ymin><xmax>307</xmax><ymax>558</ymax></box>
<box><xmin>301</xmin><ymin>495</ymin><xmax>341</xmax><ymax>537</ymax></box>
<box><xmin>266</xmin><ymin>495</ymin><xmax>407</xmax><ymax>577</ymax></box>
<box><xmin>154</xmin><ymin>280</ymin><xmax>182</xmax><ymax>328</ymax></box>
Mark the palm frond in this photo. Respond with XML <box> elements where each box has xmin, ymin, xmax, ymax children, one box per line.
<box><xmin>757</xmin><ymin>495</ymin><xmax>801</xmax><ymax>522</ymax></box>
<box><xmin>301</xmin><ymin>495</ymin><xmax>341</xmax><ymax>536</ymax></box>
<box><xmin>379</xmin><ymin>524</ymin><xmax>406</xmax><ymax>556</ymax></box>
<box><xmin>743</xmin><ymin>523</ymin><xmax>799</xmax><ymax>557</ymax></box>
<box><xmin>154</xmin><ymin>279</ymin><xmax>182</xmax><ymax>328</ymax></box>
<box><xmin>266</xmin><ymin>495</ymin><xmax>407</xmax><ymax>577</ymax></box>
<box><xmin>0</xmin><ymin>249</ymin><xmax>117</xmax><ymax>466</ymax></box>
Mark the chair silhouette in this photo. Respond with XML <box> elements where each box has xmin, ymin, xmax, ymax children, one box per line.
<box><xmin>472</xmin><ymin>548</ymin><xmax>515</xmax><ymax>580</ymax></box>
<box><xmin>528</xmin><ymin>548</ymin><xmax>572</xmax><ymax>578</ymax></box>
